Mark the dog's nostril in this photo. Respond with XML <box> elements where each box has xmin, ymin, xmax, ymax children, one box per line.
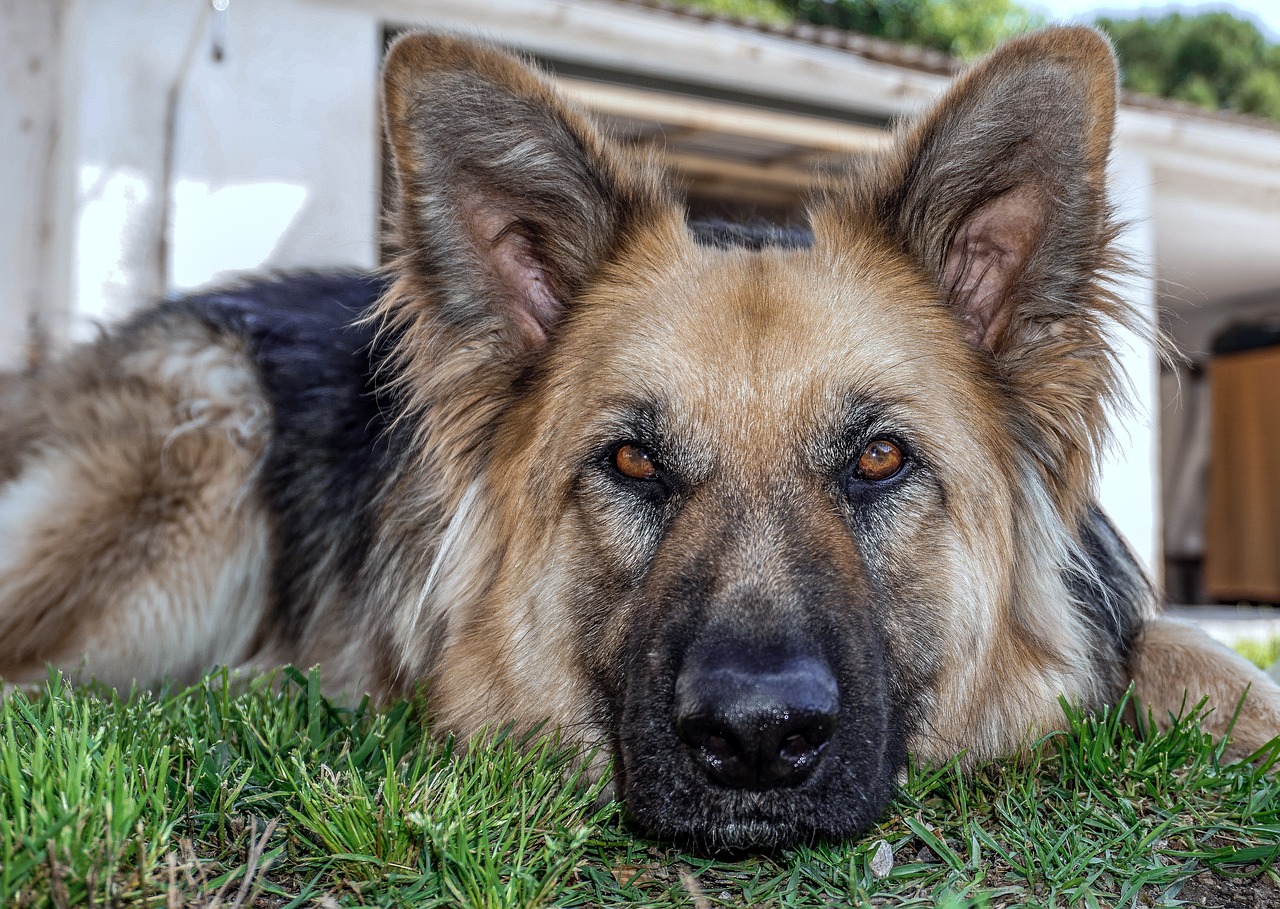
<box><xmin>702</xmin><ymin>733</ymin><xmax>734</xmax><ymax>765</ymax></box>
<box><xmin>677</xmin><ymin>724</ymin><xmax>743</xmax><ymax>780</ymax></box>
<box><xmin>779</xmin><ymin>730</ymin><xmax>818</xmax><ymax>763</ymax></box>
<box><xmin>673</xmin><ymin>647</ymin><xmax>839</xmax><ymax>790</ymax></box>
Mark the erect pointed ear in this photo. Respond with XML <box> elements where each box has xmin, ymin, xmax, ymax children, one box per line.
<box><xmin>381</xmin><ymin>32</ymin><xmax>672</xmax><ymax>351</ymax></box>
<box><xmin>879</xmin><ymin>26</ymin><xmax>1120</xmax><ymax>353</ymax></box>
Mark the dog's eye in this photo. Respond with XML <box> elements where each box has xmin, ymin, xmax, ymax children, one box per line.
<box><xmin>613</xmin><ymin>443</ymin><xmax>659</xmax><ymax>481</ymax></box>
<box><xmin>853</xmin><ymin>439</ymin><xmax>905</xmax><ymax>482</ymax></box>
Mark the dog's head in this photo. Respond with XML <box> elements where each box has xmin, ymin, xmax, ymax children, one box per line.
<box><xmin>376</xmin><ymin>28</ymin><xmax>1134</xmax><ymax>849</ymax></box>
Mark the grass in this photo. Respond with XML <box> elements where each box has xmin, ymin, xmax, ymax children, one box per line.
<box><xmin>1236</xmin><ymin>637</ymin><xmax>1280</xmax><ymax>673</ymax></box>
<box><xmin>2</xmin><ymin>668</ymin><xmax>1278</xmax><ymax>908</ymax></box>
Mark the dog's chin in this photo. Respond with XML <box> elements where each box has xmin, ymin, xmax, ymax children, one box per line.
<box><xmin>616</xmin><ymin>726</ymin><xmax>905</xmax><ymax>851</ymax></box>
<box><xmin>647</xmin><ymin>797</ymin><xmax>893</xmax><ymax>853</ymax></box>
<box><xmin>620</xmin><ymin>767</ymin><xmax>901</xmax><ymax>852</ymax></box>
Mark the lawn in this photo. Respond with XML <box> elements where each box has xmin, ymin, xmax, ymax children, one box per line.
<box><xmin>2</xmin><ymin>667</ymin><xmax>1277</xmax><ymax>908</ymax></box>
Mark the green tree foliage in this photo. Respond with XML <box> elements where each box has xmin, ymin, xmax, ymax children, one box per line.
<box><xmin>1096</xmin><ymin>13</ymin><xmax>1280</xmax><ymax>120</ymax></box>
<box><xmin>679</xmin><ymin>0</ymin><xmax>794</xmax><ymax>25</ymax></box>
<box><xmin>677</xmin><ymin>0</ymin><xmax>1040</xmax><ymax>57</ymax></box>
<box><xmin>776</xmin><ymin>0</ymin><xmax>1041</xmax><ymax>56</ymax></box>
<box><xmin>677</xmin><ymin>1</ymin><xmax>1280</xmax><ymax>121</ymax></box>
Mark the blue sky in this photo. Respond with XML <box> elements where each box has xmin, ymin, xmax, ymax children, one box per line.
<box><xmin>1029</xmin><ymin>0</ymin><xmax>1280</xmax><ymax>39</ymax></box>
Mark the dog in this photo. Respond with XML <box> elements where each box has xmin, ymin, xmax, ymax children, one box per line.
<box><xmin>1</xmin><ymin>26</ymin><xmax>1277</xmax><ymax>850</ymax></box>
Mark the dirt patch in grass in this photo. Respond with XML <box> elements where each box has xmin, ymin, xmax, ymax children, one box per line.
<box><xmin>1167</xmin><ymin>871</ymin><xmax>1280</xmax><ymax>909</ymax></box>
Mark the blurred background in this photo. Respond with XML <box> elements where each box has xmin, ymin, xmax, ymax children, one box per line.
<box><xmin>4</xmin><ymin>0</ymin><xmax>1280</xmax><ymax>621</ymax></box>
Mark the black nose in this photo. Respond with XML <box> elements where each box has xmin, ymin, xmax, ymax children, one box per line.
<box><xmin>673</xmin><ymin>642</ymin><xmax>840</xmax><ymax>790</ymax></box>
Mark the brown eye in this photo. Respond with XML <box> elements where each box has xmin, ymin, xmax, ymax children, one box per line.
<box><xmin>613</xmin><ymin>444</ymin><xmax>658</xmax><ymax>481</ymax></box>
<box><xmin>854</xmin><ymin>439</ymin><xmax>905</xmax><ymax>482</ymax></box>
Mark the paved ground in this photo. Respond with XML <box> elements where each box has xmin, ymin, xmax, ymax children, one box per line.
<box><xmin>1169</xmin><ymin>604</ymin><xmax>1280</xmax><ymax>645</ymax></box>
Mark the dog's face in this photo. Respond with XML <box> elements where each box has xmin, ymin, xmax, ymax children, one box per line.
<box><xmin>532</xmin><ymin>231</ymin><xmax>1018</xmax><ymax>846</ymax></box>
<box><xmin>377</xmin><ymin>29</ymin><xmax>1129</xmax><ymax>847</ymax></box>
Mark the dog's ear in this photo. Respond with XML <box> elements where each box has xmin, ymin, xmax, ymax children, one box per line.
<box><xmin>824</xmin><ymin>27</ymin><xmax>1127</xmax><ymax>509</ymax></box>
<box><xmin>875</xmin><ymin>26</ymin><xmax>1119</xmax><ymax>353</ymax></box>
<box><xmin>381</xmin><ymin>32</ymin><xmax>670</xmax><ymax>351</ymax></box>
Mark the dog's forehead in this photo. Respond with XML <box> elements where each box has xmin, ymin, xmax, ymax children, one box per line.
<box><xmin>564</xmin><ymin>231</ymin><xmax>981</xmax><ymax>435</ymax></box>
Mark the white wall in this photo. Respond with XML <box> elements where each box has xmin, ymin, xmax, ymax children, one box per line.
<box><xmin>0</xmin><ymin>0</ymin><xmax>76</xmax><ymax>368</ymax></box>
<box><xmin>1098</xmin><ymin>151</ymin><xmax>1161</xmax><ymax>578</ymax></box>
<box><xmin>40</xmin><ymin>0</ymin><xmax>383</xmax><ymax>345</ymax></box>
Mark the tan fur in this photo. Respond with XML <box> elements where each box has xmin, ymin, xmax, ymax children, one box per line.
<box><xmin>0</xmin><ymin>317</ymin><xmax>271</xmax><ymax>687</ymax></box>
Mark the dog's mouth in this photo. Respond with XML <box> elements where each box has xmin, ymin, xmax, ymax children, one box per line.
<box><xmin>613</xmin><ymin>627</ymin><xmax>906</xmax><ymax>851</ymax></box>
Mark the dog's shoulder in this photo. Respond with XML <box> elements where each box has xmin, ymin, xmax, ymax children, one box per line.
<box><xmin>159</xmin><ymin>271</ymin><xmax>403</xmax><ymax>626</ymax></box>
<box><xmin>153</xmin><ymin>271</ymin><xmax>394</xmax><ymax>452</ymax></box>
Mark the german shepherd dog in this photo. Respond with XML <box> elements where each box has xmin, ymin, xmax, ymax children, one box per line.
<box><xmin>1</xmin><ymin>27</ymin><xmax>1277</xmax><ymax>849</ymax></box>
